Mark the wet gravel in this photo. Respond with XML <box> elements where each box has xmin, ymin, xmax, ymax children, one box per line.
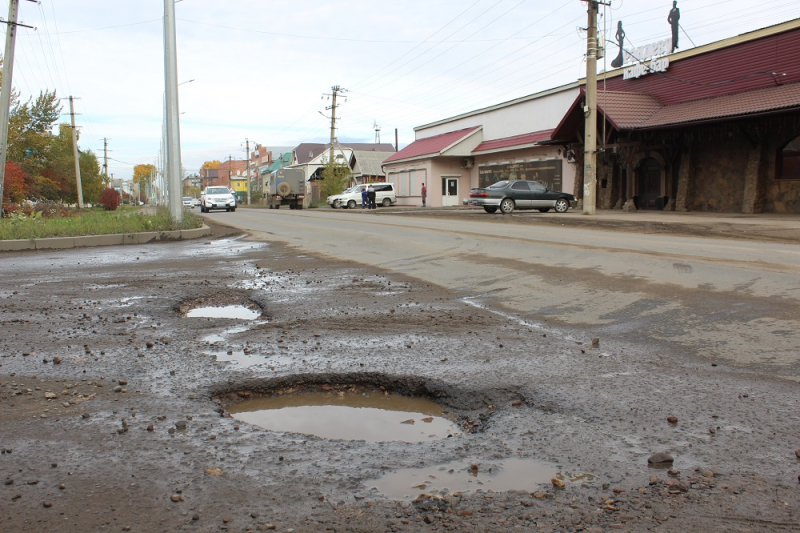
<box><xmin>0</xmin><ymin>222</ymin><xmax>799</xmax><ymax>532</ymax></box>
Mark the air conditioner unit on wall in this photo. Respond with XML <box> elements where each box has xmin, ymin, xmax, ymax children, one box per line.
<box><xmin>462</xmin><ymin>157</ymin><xmax>475</xmax><ymax>169</ymax></box>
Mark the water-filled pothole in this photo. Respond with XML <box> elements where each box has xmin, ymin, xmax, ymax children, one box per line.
<box><xmin>226</xmin><ymin>391</ymin><xmax>461</xmax><ymax>442</ymax></box>
<box><xmin>186</xmin><ymin>305</ymin><xmax>260</xmax><ymax>320</ymax></box>
<box><xmin>373</xmin><ymin>458</ymin><xmax>561</xmax><ymax>498</ymax></box>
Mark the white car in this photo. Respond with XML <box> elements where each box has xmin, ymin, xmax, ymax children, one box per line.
<box><xmin>327</xmin><ymin>183</ymin><xmax>396</xmax><ymax>209</ymax></box>
<box><xmin>200</xmin><ymin>186</ymin><xmax>237</xmax><ymax>213</ymax></box>
<box><xmin>182</xmin><ymin>197</ymin><xmax>194</xmax><ymax>208</ymax></box>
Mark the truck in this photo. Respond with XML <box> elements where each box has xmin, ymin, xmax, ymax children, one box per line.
<box><xmin>267</xmin><ymin>168</ymin><xmax>306</xmax><ymax>210</ymax></box>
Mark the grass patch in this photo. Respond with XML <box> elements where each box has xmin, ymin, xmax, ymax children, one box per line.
<box><xmin>0</xmin><ymin>207</ymin><xmax>204</xmax><ymax>240</ymax></box>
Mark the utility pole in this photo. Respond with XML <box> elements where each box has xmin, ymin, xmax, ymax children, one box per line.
<box><xmin>325</xmin><ymin>85</ymin><xmax>345</xmax><ymax>164</ymax></box>
<box><xmin>0</xmin><ymin>0</ymin><xmax>35</xmax><ymax>205</ymax></box>
<box><xmin>103</xmin><ymin>138</ymin><xmax>109</xmax><ymax>181</ymax></box>
<box><xmin>245</xmin><ymin>138</ymin><xmax>250</xmax><ymax>205</ymax></box>
<box><xmin>582</xmin><ymin>0</ymin><xmax>602</xmax><ymax>215</ymax></box>
<box><xmin>68</xmin><ymin>96</ymin><xmax>84</xmax><ymax>208</ymax></box>
<box><xmin>164</xmin><ymin>0</ymin><xmax>183</xmax><ymax>222</ymax></box>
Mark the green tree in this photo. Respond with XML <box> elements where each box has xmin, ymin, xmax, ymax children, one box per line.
<box><xmin>319</xmin><ymin>160</ymin><xmax>352</xmax><ymax>200</ymax></box>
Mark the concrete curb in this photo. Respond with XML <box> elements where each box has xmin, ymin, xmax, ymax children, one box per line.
<box><xmin>0</xmin><ymin>225</ymin><xmax>212</xmax><ymax>252</ymax></box>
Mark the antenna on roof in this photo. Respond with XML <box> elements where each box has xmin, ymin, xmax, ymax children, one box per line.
<box><xmin>373</xmin><ymin>120</ymin><xmax>381</xmax><ymax>144</ymax></box>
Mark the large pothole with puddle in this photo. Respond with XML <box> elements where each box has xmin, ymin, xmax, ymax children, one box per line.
<box><xmin>215</xmin><ymin>380</ymin><xmax>468</xmax><ymax>443</ymax></box>
<box><xmin>178</xmin><ymin>295</ymin><xmax>264</xmax><ymax>320</ymax></box>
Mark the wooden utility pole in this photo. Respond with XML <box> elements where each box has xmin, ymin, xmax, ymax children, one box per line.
<box><xmin>0</xmin><ymin>0</ymin><xmax>34</xmax><ymax>204</ymax></box>
<box><xmin>103</xmin><ymin>138</ymin><xmax>109</xmax><ymax>180</ymax></box>
<box><xmin>583</xmin><ymin>1</ymin><xmax>600</xmax><ymax>215</ymax></box>
<box><xmin>245</xmin><ymin>138</ymin><xmax>251</xmax><ymax>205</ymax></box>
<box><xmin>69</xmin><ymin>96</ymin><xmax>84</xmax><ymax>208</ymax></box>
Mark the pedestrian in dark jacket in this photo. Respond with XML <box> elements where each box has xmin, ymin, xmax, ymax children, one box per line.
<box><xmin>367</xmin><ymin>184</ymin><xmax>376</xmax><ymax>210</ymax></box>
<box><xmin>361</xmin><ymin>185</ymin><xmax>368</xmax><ymax>209</ymax></box>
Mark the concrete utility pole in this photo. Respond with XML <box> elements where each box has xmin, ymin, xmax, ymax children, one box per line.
<box><xmin>164</xmin><ymin>0</ymin><xmax>183</xmax><ymax>222</ymax></box>
<box><xmin>326</xmin><ymin>85</ymin><xmax>345</xmax><ymax>164</ymax></box>
<box><xmin>69</xmin><ymin>96</ymin><xmax>84</xmax><ymax>208</ymax></box>
<box><xmin>0</xmin><ymin>0</ymin><xmax>35</xmax><ymax>205</ymax></box>
<box><xmin>583</xmin><ymin>0</ymin><xmax>601</xmax><ymax>215</ymax></box>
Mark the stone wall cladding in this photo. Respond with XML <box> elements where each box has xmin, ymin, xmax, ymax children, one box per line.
<box><xmin>688</xmin><ymin>135</ymin><xmax>749</xmax><ymax>212</ymax></box>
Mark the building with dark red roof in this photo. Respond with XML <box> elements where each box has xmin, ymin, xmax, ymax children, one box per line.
<box><xmin>553</xmin><ymin>18</ymin><xmax>800</xmax><ymax>214</ymax></box>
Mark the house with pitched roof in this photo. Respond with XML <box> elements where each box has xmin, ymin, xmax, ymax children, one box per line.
<box><xmin>382</xmin><ymin>84</ymin><xmax>580</xmax><ymax>207</ymax></box>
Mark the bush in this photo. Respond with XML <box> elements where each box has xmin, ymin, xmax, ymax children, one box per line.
<box><xmin>99</xmin><ymin>188</ymin><xmax>121</xmax><ymax>211</ymax></box>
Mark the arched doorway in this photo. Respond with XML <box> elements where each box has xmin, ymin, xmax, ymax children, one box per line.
<box><xmin>636</xmin><ymin>157</ymin><xmax>665</xmax><ymax>209</ymax></box>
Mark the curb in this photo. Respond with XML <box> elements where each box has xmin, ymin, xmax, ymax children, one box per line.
<box><xmin>0</xmin><ymin>225</ymin><xmax>212</xmax><ymax>252</ymax></box>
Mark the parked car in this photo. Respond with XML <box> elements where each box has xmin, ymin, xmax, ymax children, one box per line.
<box><xmin>327</xmin><ymin>183</ymin><xmax>396</xmax><ymax>209</ymax></box>
<box><xmin>182</xmin><ymin>197</ymin><xmax>194</xmax><ymax>208</ymax></box>
<box><xmin>200</xmin><ymin>186</ymin><xmax>237</xmax><ymax>213</ymax></box>
<box><xmin>192</xmin><ymin>198</ymin><xmax>201</xmax><ymax>207</ymax></box>
<box><xmin>469</xmin><ymin>180</ymin><xmax>576</xmax><ymax>214</ymax></box>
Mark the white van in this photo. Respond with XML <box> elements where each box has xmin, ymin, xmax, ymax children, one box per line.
<box><xmin>327</xmin><ymin>183</ymin><xmax>396</xmax><ymax>209</ymax></box>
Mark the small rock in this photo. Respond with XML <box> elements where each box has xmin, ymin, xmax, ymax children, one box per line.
<box><xmin>795</xmin><ymin>449</ymin><xmax>800</xmax><ymax>459</ymax></box>
<box><xmin>511</xmin><ymin>400</ymin><xmax>523</xmax><ymax>407</ymax></box>
<box><xmin>667</xmin><ymin>416</ymin><xmax>678</xmax><ymax>424</ymax></box>
<box><xmin>175</xmin><ymin>420</ymin><xmax>187</xmax><ymax>430</ymax></box>
<box><xmin>170</xmin><ymin>494</ymin><xmax>183</xmax><ymax>502</ymax></box>
<box><xmin>204</xmin><ymin>467</ymin><xmax>223</xmax><ymax>476</ymax></box>
<box><xmin>400</xmin><ymin>419</ymin><xmax>415</xmax><ymax>425</ymax></box>
<box><xmin>53</xmin><ymin>357</ymin><xmax>62</xmax><ymax>365</ymax></box>
<box><xmin>146</xmin><ymin>424</ymin><xmax>154</xmax><ymax>432</ymax></box>
<box><xmin>44</xmin><ymin>392</ymin><xmax>57</xmax><ymax>399</ymax></box>
<box><xmin>648</xmin><ymin>452</ymin><xmax>674</xmax><ymax>464</ymax></box>
<box><xmin>222</xmin><ymin>516</ymin><xmax>232</xmax><ymax>523</ymax></box>
<box><xmin>118</xmin><ymin>380</ymin><xmax>128</xmax><ymax>386</ymax></box>
<box><xmin>43</xmin><ymin>501</ymin><xmax>52</xmax><ymax>508</ymax></box>
<box><xmin>551</xmin><ymin>478</ymin><xmax>565</xmax><ymax>489</ymax></box>
<box><xmin>591</xmin><ymin>337</ymin><xmax>600</xmax><ymax>349</ymax></box>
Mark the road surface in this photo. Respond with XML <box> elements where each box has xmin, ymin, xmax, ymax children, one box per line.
<box><xmin>221</xmin><ymin>208</ymin><xmax>800</xmax><ymax>377</ymax></box>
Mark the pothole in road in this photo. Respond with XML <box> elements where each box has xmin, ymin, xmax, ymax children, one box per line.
<box><xmin>373</xmin><ymin>458</ymin><xmax>561</xmax><ymax>499</ymax></box>
<box><xmin>187</xmin><ymin>305</ymin><xmax>260</xmax><ymax>320</ymax></box>
<box><xmin>179</xmin><ymin>296</ymin><xmax>263</xmax><ymax>320</ymax></box>
<box><xmin>226</xmin><ymin>391</ymin><xmax>461</xmax><ymax>443</ymax></box>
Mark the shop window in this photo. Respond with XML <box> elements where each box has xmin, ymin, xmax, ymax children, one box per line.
<box><xmin>777</xmin><ymin>136</ymin><xmax>800</xmax><ymax>180</ymax></box>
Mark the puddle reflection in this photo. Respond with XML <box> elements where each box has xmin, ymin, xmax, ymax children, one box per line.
<box><xmin>186</xmin><ymin>305</ymin><xmax>260</xmax><ymax>320</ymax></box>
<box><xmin>374</xmin><ymin>458</ymin><xmax>559</xmax><ymax>499</ymax></box>
<box><xmin>228</xmin><ymin>392</ymin><xmax>460</xmax><ymax>443</ymax></box>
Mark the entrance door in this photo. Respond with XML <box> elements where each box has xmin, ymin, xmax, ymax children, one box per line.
<box><xmin>636</xmin><ymin>157</ymin><xmax>663</xmax><ymax>209</ymax></box>
<box><xmin>442</xmin><ymin>178</ymin><xmax>459</xmax><ymax>207</ymax></box>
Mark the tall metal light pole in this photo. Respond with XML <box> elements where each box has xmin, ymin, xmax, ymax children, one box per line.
<box><xmin>583</xmin><ymin>1</ymin><xmax>600</xmax><ymax>215</ymax></box>
<box><xmin>164</xmin><ymin>0</ymin><xmax>183</xmax><ymax>222</ymax></box>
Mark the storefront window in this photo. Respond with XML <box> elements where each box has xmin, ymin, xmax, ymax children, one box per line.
<box><xmin>777</xmin><ymin>136</ymin><xmax>800</xmax><ymax>180</ymax></box>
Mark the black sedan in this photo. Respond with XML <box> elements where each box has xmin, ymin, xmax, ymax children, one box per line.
<box><xmin>469</xmin><ymin>180</ymin><xmax>576</xmax><ymax>214</ymax></box>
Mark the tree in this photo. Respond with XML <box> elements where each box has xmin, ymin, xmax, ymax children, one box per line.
<box><xmin>7</xmin><ymin>90</ymin><xmax>61</xmax><ymax>174</ymax></box>
<box><xmin>133</xmin><ymin>164</ymin><xmax>157</xmax><ymax>186</ymax></box>
<box><xmin>319</xmin><ymin>160</ymin><xmax>352</xmax><ymax>200</ymax></box>
<box><xmin>3</xmin><ymin>161</ymin><xmax>29</xmax><ymax>203</ymax></box>
<box><xmin>201</xmin><ymin>160</ymin><xmax>221</xmax><ymax>170</ymax></box>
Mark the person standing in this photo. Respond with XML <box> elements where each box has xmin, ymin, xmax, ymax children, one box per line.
<box><xmin>361</xmin><ymin>185</ymin><xmax>368</xmax><ymax>209</ymax></box>
<box><xmin>367</xmin><ymin>184</ymin><xmax>376</xmax><ymax>210</ymax></box>
<box><xmin>421</xmin><ymin>183</ymin><xmax>427</xmax><ymax>207</ymax></box>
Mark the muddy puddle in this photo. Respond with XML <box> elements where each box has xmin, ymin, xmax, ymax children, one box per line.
<box><xmin>205</xmin><ymin>349</ymin><xmax>295</xmax><ymax>368</ymax></box>
<box><xmin>373</xmin><ymin>458</ymin><xmax>562</xmax><ymax>499</ymax></box>
<box><xmin>227</xmin><ymin>392</ymin><xmax>461</xmax><ymax>442</ymax></box>
<box><xmin>186</xmin><ymin>305</ymin><xmax>260</xmax><ymax>320</ymax></box>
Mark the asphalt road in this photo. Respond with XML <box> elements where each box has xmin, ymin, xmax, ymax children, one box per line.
<box><xmin>220</xmin><ymin>207</ymin><xmax>800</xmax><ymax>378</ymax></box>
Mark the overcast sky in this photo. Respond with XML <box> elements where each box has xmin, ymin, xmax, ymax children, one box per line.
<box><xmin>7</xmin><ymin>0</ymin><xmax>799</xmax><ymax>179</ymax></box>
